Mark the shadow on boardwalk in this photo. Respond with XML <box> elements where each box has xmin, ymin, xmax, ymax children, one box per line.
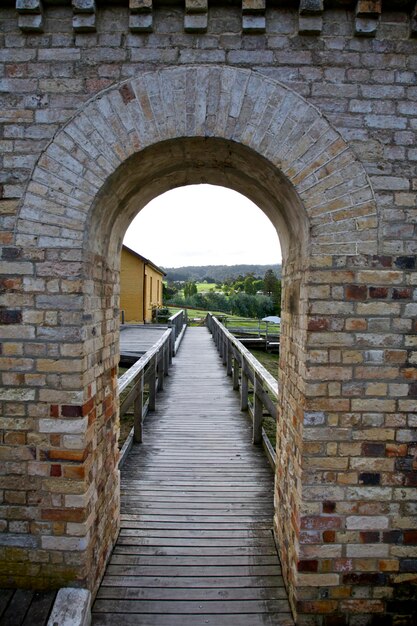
<box><xmin>92</xmin><ymin>327</ymin><xmax>293</xmax><ymax>626</ymax></box>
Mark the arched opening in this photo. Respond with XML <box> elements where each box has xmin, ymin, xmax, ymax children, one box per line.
<box><xmin>9</xmin><ymin>65</ymin><xmax>378</xmax><ymax>620</ymax></box>
<box><xmin>86</xmin><ymin>137</ymin><xmax>309</xmax><ymax>604</ymax></box>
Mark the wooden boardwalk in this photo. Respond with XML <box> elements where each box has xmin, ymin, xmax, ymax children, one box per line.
<box><xmin>92</xmin><ymin>327</ymin><xmax>293</xmax><ymax>626</ymax></box>
<box><xmin>120</xmin><ymin>324</ymin><xmax>169</xmax><ymax>364</ymax></box>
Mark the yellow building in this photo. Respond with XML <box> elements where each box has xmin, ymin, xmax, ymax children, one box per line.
<box><xmin>120</xmin><ymin>245</ymin><xmax>165</xmax><ymax>323</ymax></box>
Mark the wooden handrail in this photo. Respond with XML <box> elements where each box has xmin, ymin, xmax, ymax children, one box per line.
<box><xmin>118</xmin><ymin>328</ymin><xmax>172</xmax><ymax>445</ymax></box>
<box><xmin>206</xmin><ymin>313</ymin><xmax>278</xmax><ymax>460</ymax></box>
<box><xmin>168</xmin><ymin>309</ymin><xmax>188</xmax><ymax>356</ymax></box>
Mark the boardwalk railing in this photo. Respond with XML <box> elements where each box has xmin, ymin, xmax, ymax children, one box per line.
<box><xmin>206</xmin><ymin>313</ymin><xmax>278</xmax><ymax>468</ymax></box>
<box><xmin>168</xmin><ymin>309</ymin><xmax>187</xmax><ymax>355</ymax></box>
<box><xmin>118</xmin><ymin>328</ymin><xmax>172</xmax><ymax>465</ymax></box>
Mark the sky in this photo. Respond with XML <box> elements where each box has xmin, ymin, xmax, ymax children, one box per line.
<box><xmin>123</xmin><ymin>185</ymin><xmax>282</xmax><ymax>268</ymax></box>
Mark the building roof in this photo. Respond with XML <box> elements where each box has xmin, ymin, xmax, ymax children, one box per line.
<box><xmin>122</xmin><ymin>244</ymin><xmax>166</xmax><ymax>276</ymax></box>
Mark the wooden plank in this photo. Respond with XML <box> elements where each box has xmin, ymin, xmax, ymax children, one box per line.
<box><xmin>0</xmin><ymin>589</ymin><xmax>14</xmax><ymax>618</ymax></box>
<box><xmin>108</xmin><ymin>554</ymin><xmax>280</xmax><ymax>566</ymax></box>
<box><xmin>0</xmin><ymin>589</ymin><xmax>33</xmax><ymax>625</ymax></box>
<box><xmin>96</xmin><ymin>586</ymin><xmax>289</xmax><ymax>600</ymax></box>
<box><xmin>99</xmin><ymin>575</ymin><xmax>285</xmax><ymax>588</ymax></box>
<box><xmin>112</xmin><ymin>546</ymin><xmax>278</xmax><ymax>556</ymax></box>
<box><xmin>22</xmin><ymin>591</ymin><xmax>57</xmax><ymax>626</ymax></box>
<box><xmin>92</xmin><ymin>613</ymin><xmax>293</xmax><ymax>626</ymax></box>
<box><xmin>93</xmin><ymin>598</ymin><xmax>291</xmax><ymax>614</ymax></box>
<box><xmin>105</xmin><ymin>564</ymin><xmax>283</xmax><ymax>577</ymax></box>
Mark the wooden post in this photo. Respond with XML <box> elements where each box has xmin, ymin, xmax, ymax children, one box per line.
<box><xmin>157</xmin><ymin>349</ymin><xmax>164</xmax><ymax>391</ymax></box>
<box><xmin>253</xmin><ymin>376</ymin><xmax>263</xmax><ymax>444</ymax></box>
<box><xmin>169</xmin><ymin>330</ymin><xmax>174</xmax><ymax>363</ymax></box>
<box><xmin>233</xmin><ymin>357</ymin><xmax>240</xmax><ymax>390</ymax></box>
<box><xmin>226</xmin><ymin>341</ymin><xmax>232</xmax><ymax>376</ymax></box>
<box><xmin>148</xmin><ymin>355</ymin><xmax>157</xmax><ymax>411</ymax></box>
<box><xmin>222</xmin><ymin>337</ymin><xmax>227</xmax><ymax>366</ymax></box>
<box><xmin>241</xmin><ymin>369</ymin><xmax>248</xmax><ymax>411</ymax></box>
<box><xmin>133</xmin><ymin>373</ymin><xmax>144</xmax><ymax>443</ymax></box>
<box><xmin>164</xmin><ymin>339</ymin><xmax>170</xmax><ymax>373</ymax></box>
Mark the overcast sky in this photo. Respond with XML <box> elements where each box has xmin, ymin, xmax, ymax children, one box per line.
<box><xmin>123</xmin><ymin>185</ymin><xmax>282</xmax><ymax>268</ymax></box>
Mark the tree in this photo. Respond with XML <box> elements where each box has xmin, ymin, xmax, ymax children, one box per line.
<box><xmin>244</xmin><ymin>274</ymin><xmax>257</xmax><ymax>295</ymax></box>
<box><xmin>263</xmin><ymin>269</ymin><xmax>278</xmax><ymax>296</ymax></box>
<box><xmin>163</xmin><ymin>282</ymin><xmax>178</xmax><ymax>301</ymax></box>
<box><xmin>272</xmin><ymin>280</ymin><xmax>282</xmax><ymax>316</ymax></box>
<box><xmin>184</xmin><ymin>281</ymin><xmax>198</xmax><ymax>298</ymax></box>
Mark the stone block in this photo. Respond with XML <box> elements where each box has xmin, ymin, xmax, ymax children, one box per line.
<box><xmin>72</xmin><ymin>0</ymin><xmax>95</xmax><ymax>12</ymax></box>
<box><xmin>18</xmin><ymin>14</ymin><xmax>44</xmax><ymax>32</ymax></box>
<box><xmin>355</xmin><ymin>16</ymin><xmax>379</xmax><ymax>37</ymax></box>
<box><xmin>185</xmin><ymin>0</ymin><xmax>207</xmax><ymax>13</ymax></box>
<box><xmin>242</xmin><ymin>15</ymin><xmax>265</xmax><ymax>33</ymax></box>
<box><xmin>41</xmin><ymin>535</ymin><xmax>89</xmax><ymax>551</ymax></box>
<box><xmin>129</xmin><ymin>14</ymin><xmax>153</xmax><ymax>32</ymax></box>
<box><xmin>16</xmin><ymin>0</ymin><xmax>42</xmax><ymax>13</ymax></box>
<box><xmin>242</xmin><ymin>0</ymin><xmax>265</xmax><ymax>12</ymax></box>
<box><xmin>73</xmin><ymin>13</ymin><xmax>96</xmax><ymax>32</ymax></box>
<box><xmin>299</xmin><ymin>0</ymin><xmax>323</xmax><ymax>15</ymax></box>
<box><xmin>346</xmin><ymin>516</ymin><xmax>389</xmax><ymax>530</ymax></box>
<box><xmin>298</xmin><ymin>16</ymin><xmax>322</xmax><ymax>35</ymax></box>
<box><xmin>129</xmin><ymin>0</ymin><xmax>152</xmax><ymax>11</ymax></box>
<box><xmin>184</xmin><ymin>14</ymin><xmax>208</xmax><ymax>33</ymax></box>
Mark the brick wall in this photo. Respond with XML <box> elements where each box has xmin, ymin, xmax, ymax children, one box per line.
<box><xmin>0</xmin><ymin>3</ymin><xmax>416</xmax><ymax>623</ymax></box>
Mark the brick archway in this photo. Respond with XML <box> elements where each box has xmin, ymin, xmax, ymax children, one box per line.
<box><xmin>7</xmin><ymin>65</ymin><xmax>385</xmax><ymax>621</ymax></box>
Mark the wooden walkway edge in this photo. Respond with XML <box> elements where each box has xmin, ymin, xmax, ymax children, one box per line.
<box><xmin>92</xmin><ymin>327</ymin><xmax>294</xmax><ymax>626</ymax></box>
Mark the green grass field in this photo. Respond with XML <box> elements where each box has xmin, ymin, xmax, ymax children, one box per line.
<box><xmin>195</xmin><ymin>282</ymin><xmax>218</xmax><ymax>293</ymax></box>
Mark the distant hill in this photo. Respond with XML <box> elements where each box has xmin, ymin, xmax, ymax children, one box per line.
<box><xmin>163</xmin><ymin>264</ymin><xmax>282</xmax><ymax>283</ymax></box>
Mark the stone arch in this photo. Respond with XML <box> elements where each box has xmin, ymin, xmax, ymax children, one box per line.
<box><xmin>12</xmin><ymin>66</ymin><xmax>378</xmax><ymax>618</ymax></box>
<box><xmin>17</xmin><ymin>66</ymin><xmax>377</xmax><ymax>263</ymax></box>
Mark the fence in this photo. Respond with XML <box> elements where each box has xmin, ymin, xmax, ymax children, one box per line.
<box><xmin>206</xmin><ymin>313</ymin><xmax>278</xmax><ymax>468</ymax></box>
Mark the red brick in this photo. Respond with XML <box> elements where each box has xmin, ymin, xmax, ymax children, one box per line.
<box><xmin>346</xmin><ymin>285</ymin><xmax>367</xmax><ymax>300</ymax></box>
<box><xmin>0</xmin><ymin>309</ymin><xmax>22</xmax><ymax>324</ymax></box>
<box><xmin>360</xmin><ymin>531</ymin><xmax>380</xmax><ymax>543</ymax></box>
<box><xmin>392</xmin><ymin>287</ymin><xmax>411</xmax><ymax>299</ymax></box>
<box><xmin>61</xmin><ymin>405</ymin><xmax>83</xmax><ymax>417</ymax></box>
<box><xmin>298</xmin><ymin>559</ymin><xmax>319</xmax><ymax>572</ymax></box>
<box><xmin>362</xmin><ymin>442</ymin><xmax>385</xmax><ymax>456</ymax></box>
<box><xmin>308</xmin><ymin>318</ymin><xmax>329</xmax><ymax>331</ymax></box>
<box><xmin>297</xmin><ymin>600</ymin><xmax>338</xmax><ymax>614</ymax></box>
<box><xmin>404</xmin><ymin>531</ymin><xmax>417</xmax><ymax>544</ymax></box>
<box><xmin>50</xmin><ymin>404</ymin><xmax>59</xmax><ymax>418</ymax></box>
<box><xmin>50</xmin><ymin>464</ymin><xmax>61</xmax><ymax>477</ymax></box>
<box><xmin>41</xmin><ymin>508</ymin><xmax>85</xmax><ymax>522</ymax></box>
<box><xmin>369</xmin><ymin>286</ymin><xmax>388</xmax><ymax>298</ymax></box>
<box><xmin>48</xmin><ymin>449</ymin><xmax>87</xmax><ymax>462</ymax></box>
<box><xmin>386</xmin><ymin>443</ymin><xmax>408</xmax><ymax>457</ymax></box>
<box><xmin>82</xmin><ymin>397</ymin><xmax>94</xmax><ymax>416</ymax></box>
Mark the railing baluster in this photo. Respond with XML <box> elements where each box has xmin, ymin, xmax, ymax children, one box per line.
<box><xmin>133</xmin><ymin>372</ymin><xmax>144</xmax><ymax>443</ymax></box>
<box><xmin>253</xmin><ymin>375</ymin><xmax>263</xmax><ymax>444</ymax></box>
<box><xmin>149</xmin><ymin>354</ymin><xmax>157</xmax><ymax>409</ymax></box>
<box><xmin>226</xmin><ymin>340</ymin><xmax>232</xmax><ymax>377</ymax></box>
<box><xmin>233</xmin><ymin>356</ymin><xmax>239</xmax><ymax>391</ymax></box>
<box><xmin>241</xmin><ymin>368</ymin><xmax>248</xmax><ymax>411</ymax></box>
